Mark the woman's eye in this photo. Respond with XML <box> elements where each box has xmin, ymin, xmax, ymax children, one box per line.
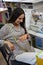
<box><xmin>19</xmin><ymin>18</ymin><xmax>23</xmax><ymax>20</ymax></box>
<box><xmin>19</xmin><ymin>18</ymin><xmax>22</xmax><ymax>20</ymax></box>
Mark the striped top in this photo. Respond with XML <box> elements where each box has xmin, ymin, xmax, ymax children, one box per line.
<box><xmin>0</xmin><ymin>23</ymin><xmax>35</xmax><ymax>57</ymax></box>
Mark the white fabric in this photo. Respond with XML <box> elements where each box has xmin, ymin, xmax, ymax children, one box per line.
<box><xmin>15</xmin><ymin>48</ymin><xmax>42</xmax><ymax>65</ymax></box>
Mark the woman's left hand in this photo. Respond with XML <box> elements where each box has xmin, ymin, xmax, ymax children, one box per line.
<box><xmin>19</xmin><ymin>34</ymin><xmax>30</xmax><ymax>41</ymax></box>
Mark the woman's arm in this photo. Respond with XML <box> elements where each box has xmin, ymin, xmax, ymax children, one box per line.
<box><xmin>0</xmin><ymin>24</ymin><xmax>14</xmax><ymax>50</ymax></box>
<box><xmin>0</xmin><ymin>24</ymin><xmax>9</xmax><ymax>39</ymax></box>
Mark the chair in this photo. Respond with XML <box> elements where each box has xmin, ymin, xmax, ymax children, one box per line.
<box><xmin>0</xmin><ymin>23</ymin><xmax>4</xmax><ymax>28</ymax></box>
<box><xmin>0</xmin><ymin>23</ymin><xmax>12</xmax><ymax>65</ymax></box>
<box><xmin>11</xmin><ymin>60</ymin><xmax>30</xmax><ymax>65</ymax></box>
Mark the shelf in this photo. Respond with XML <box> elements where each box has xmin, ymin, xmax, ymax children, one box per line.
<box><xmin>0</xmin><ymin>8</ymin><xmax>8</xmax><ymax>13</ymax></box>
<box><xmin>3</xmin><ymin>0</ymin><xmax>43</xmax><ymax>3</ymax></box>
<box><xmin>28</xmin><ymin>30</ymin><xmax>43</xmax><ymax>38</ymax></box>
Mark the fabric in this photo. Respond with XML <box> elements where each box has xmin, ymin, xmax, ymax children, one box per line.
<box><xmin>0</xmin><ymin>14</ymin><xmax>2</xmax><ymax>22</ymax></box>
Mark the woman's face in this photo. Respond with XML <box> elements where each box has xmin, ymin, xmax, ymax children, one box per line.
<box><xmin>14</xmin><ymin>14</ymin><xmax>25</xmax><ymax>25</ymax></box>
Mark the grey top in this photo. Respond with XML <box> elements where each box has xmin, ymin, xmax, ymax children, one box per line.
<box><xmin>0</xmin><ymin>23</ymin><xmax>35</xmax><ymax>57</ymax></box>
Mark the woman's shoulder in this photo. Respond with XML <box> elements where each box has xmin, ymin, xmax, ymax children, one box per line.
<box><xmin>4</xmin><ymin>23</ymin><xmax>14</xmax><ymax>28</ymax></box>
<box><xmin>1</xmin><ymin>23</ymin><xmax>14</xmax><ymax>30</ymax></box>
<box><xmin>7</xmin><ymin>23</ymin><xmax>14</xmax><ymax>29</ymax></box>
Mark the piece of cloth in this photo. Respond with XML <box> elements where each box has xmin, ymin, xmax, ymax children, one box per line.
<box><xmin>0</xmin><ymin>14</ymin><xmax>2</xmax><ymax>22</ymax></box>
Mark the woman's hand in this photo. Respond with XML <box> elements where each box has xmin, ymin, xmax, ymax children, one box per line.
<box><xmin>19</xmin><ymin>34</ymin><xmax>30</xmax><ymax>41</ymax></box>
<box><xmin>4</xmin><ymin>40</ymin><xmax>15</xmax><ymax>51</ymax></box>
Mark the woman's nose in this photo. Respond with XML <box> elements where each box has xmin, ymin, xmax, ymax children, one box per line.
<box><xmin>20</xmin><ymin>19</ymin><xmax>23</xmax><ymax>22</ymax></box>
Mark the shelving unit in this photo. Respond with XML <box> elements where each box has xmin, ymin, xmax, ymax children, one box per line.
<box><xmin>0</xmin><ymin>8</ymin><xmax>8</xmax><ymax>13</ymax></box>
<box><xmin>2</xmin><ymin>0</ymin><xmax>43</xmax><ymax>3</ymax></box>
<box><xmin>0</xmin><ymin>8</ymin><xmax>8</xmax><ymax>24</ymax></box>
<box><xmin>0</xmin><ymin>1</ymin><xmax>8</xmax><ymax>24</ymax></box>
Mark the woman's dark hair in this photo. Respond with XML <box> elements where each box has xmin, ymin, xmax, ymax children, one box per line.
<box><xmin>8</xmin><ymin>7</ymin><xmax>27</xmax><ymax>33</ymax></box>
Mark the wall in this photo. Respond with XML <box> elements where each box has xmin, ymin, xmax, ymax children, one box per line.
<box><xmin>33</xmin><ymin>2</ymin><xmax>43</xmax><ymax>12</ymax></box>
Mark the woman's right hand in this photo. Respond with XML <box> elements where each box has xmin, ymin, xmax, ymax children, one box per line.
<box><xmin>4</xmin><ymin>40</ymin><xmax>15</xmax><ymax>51</ymax></box>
